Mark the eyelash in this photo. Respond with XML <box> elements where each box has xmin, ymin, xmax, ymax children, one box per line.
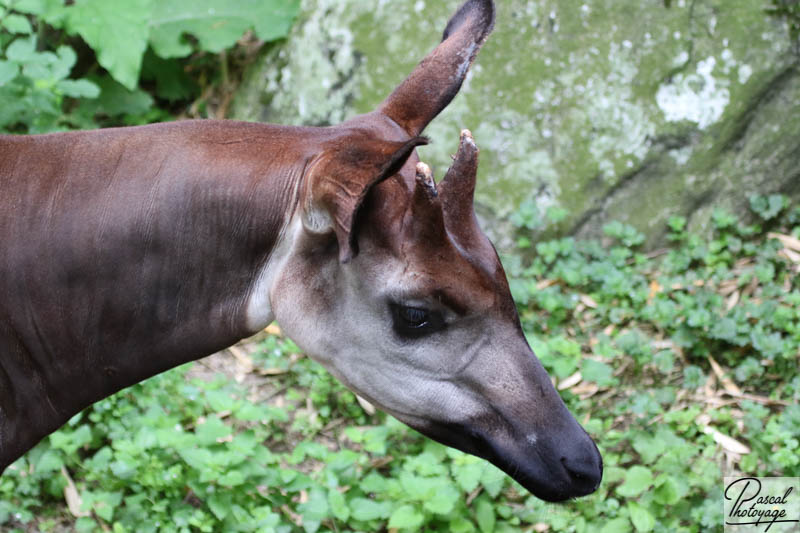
<box><xmin>390</xmin><ymin>303</ymin><xmax>446</xmax><ymax>339</ymax></box>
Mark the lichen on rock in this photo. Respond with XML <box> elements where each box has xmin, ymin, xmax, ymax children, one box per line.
<box><xmin>232</xmin><ymin>0</ymin><xmax>800</xmax><ymax>249</ymax></box>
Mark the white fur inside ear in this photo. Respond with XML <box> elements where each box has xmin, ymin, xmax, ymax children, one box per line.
<box><xmin>303</xmin><ymin>203</ymin><xmax>333</xmax><ymax>234</ymax></box>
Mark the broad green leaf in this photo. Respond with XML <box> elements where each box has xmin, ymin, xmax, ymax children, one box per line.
<box><xmin>57</xmin><ymin>78</ymin><xmax>100</xmax><ymax>98</ymax></box>
<box><xmin>582</xmin><ymin>359</ymin><xmax>617</xmax><ymax>386</ymax></box>
<box><xmin>87</xmin><ymin>491</ymin><xmax>122</xmax><ymax>522</ymax></box>
<box><xmin>49</xmin><ymin>425</ymin><xmax>91</xmax><ymax>455</ymax></box>
<box><xmin>2</xmin><ymin>13</ymin><xmax>32</xmax><ymax>33</ymax></box>
<box><xmin>218</xmin><ymin>470</ymin><xmax>245</xmax><ymax>487</ymax></box>
<box><xmin>349</xmin><ymin>498</ymin><xmax>391</xmax><ymax>522</ymax></box>
<box><xmin>450</xmin><ymin>516</ymin><xmax>478</xmax><ymax>533</ymax></box>
<box><xmin>109</xmin><ymin>458</ymin><xmax>137</xmax><ymax>480</ymax></box>
<box><xmin>360</xmin><ymin>472</ymin><xmax>389</xmax><ymax>493</ymax></box>
<box><xmin>328</xmin><ymin>489</ymin><xmax>349</xmax><ymax>522</ymax></box>
<box><xmin>0</xmin><ymin>60</ymin><xmax>18</xmax><ymax>86</ymax></box>
<box><xmin>475</xmin><ymin>498</ymin><xmax>496</xmax><ymax>533</ymax></box>
<box><xmin>453</xmin><ymin>460</ymin><xmax>484</xmax><ymax>493</ymax></box>
<box><xmin>79</xmin><ymin>75</ymin><xmax>153</xmax><ymax>117</ymax></box>
<box><xmin>631</xmin><ymin>433</ymin><xmax>667</xmax><ymax>464</ymax></box>
<box><xmin>207</xmin><ymin>492</ymin><xmax>232</xmax><ymax>520</ymax></box>
<box><xmin>628</xmin><ymin>502</ymin><xmax>655</xmax><ymax>532</ymax></box>
<box><xmin>298</xmin><ymin>488</ymin><xmax>329</xmax><ymax>533</ymax></box>
<box><xmin>388</xmin><ymin>504</ymin><xmax>424</xmax><ymax>530</ymax></box>
<box><xmin>480</xmin><ymin>464</ymin><xmax>507</xmax><ymax>498</ymax></box>
<box><xmin>653</xmin><ymin>475</ymin><xmax>681</xmax><ymax>505</ymax></box>
<box><xmin>10</xmin><ymin>0</ymin><xmax>63</xmax><ymax>21</ymax></box>
<box><xmin>64</xmin><ymin>0</ymin><xmax>153</xmax><ymax>89</ymax></box>
<box><xmin>205</xmin><ymin>389</ymin><xmax>237</xmax><ymax>411</ymax></box>
<box><xmin>599</xmin><ymin>517</ymin><xmax>633</xmax><ymax>533</ymax></box>
<box><xmin>194</xmin><ymin>415</ymin><xmax>231</xmax><ymax>444</ymax></box>
<box><xmin>5</xmin><ymin>35</ymin><xmax>36</xmax><ymax>62</ymax></box>
<box><xmin>140</xmin><ymin>50</ymin><xmax>197</xmax><ymax>102</ymax></box>
<box><xmin>35</xmin><ymin>449</ymin><xmax>64</xmax><ymax>473</ymax></box>
<box><xmin>148</xmin><ymin>0</ymin><xmax>299</xmax><ymax>58</ymax></box>
<box><xmin>423</xmin><ymin>483</ymin><xmax>459</xmax><ymax>515</ymax></box>
<box><xmin>616</xmin><ymin>466</ymin><xmax>654</xmax><ymax>497</ymax></box>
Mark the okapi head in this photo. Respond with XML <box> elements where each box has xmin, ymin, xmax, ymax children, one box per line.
<box><xmin>269</xmin><ymin>0</ymin><xmax>602</xmax><ymax>501</ymax></box>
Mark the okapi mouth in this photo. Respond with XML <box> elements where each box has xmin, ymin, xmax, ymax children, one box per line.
<box><xmin>410</xmin><ymin>417</ymin><xmax>603</xmax><ymax>502</ymax></box>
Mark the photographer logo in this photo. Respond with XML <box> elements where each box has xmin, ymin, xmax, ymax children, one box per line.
<box><xmin>724</xmin><ymin>477</ymin><xmax>800</xmax><ymax>532</ymax></box>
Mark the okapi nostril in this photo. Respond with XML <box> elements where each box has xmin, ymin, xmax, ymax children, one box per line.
<box><xmin>560</xmin><ymin>454</ymin><xmax>602</xmax><ymax>490</ymax></box>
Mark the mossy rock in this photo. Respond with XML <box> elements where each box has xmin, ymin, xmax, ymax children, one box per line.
<box><xmin>232</xmin><ymin>0</ymin><xmax>800</xmax><ymax>249</ymax></box>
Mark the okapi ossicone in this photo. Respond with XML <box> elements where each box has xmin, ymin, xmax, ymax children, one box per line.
<box><xmin>0</xmin><ymin>0</ymin><xmax>602</xmax><ymax>501</ymax></box>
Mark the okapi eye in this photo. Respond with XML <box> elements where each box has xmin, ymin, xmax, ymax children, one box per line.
<box><xmin>390</xmin><ymin>304</ymin><xmax>445</xmax><ymax>339</ymax></box>
<box><xmin>400</xmin><ymin>306</ymin><xmax>428</xmax><ymax>327</ymax></box>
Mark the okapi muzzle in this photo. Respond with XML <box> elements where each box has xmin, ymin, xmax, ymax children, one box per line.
<box><xmin>0</xmin><ymin>0</ymin><xmax>601</xmax><ymax>502</ymax></box>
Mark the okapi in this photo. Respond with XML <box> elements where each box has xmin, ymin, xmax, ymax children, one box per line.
<box><xmin>0</xmin><ymin>0</ymin><xmax>602</xmax><ymax>502</ymax></box>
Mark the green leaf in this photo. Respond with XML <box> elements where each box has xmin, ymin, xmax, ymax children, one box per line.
<box><xmin>80</xmin><ymin>75</ymin><xmax>153</xmax><ymax>117</ymax></box>
<box><xmin>87</xmin><ymin>491</ymin><xmax>122</xmax><ymax>522</ymax></box>
<box><xmin>349</xmin><ymin>498</ymin><xmax>391</xmax><ymax>522</ymax></box>
<box><xmin>5</xmin><ymin>35</ymin><xmax>37</xmax><ymax>62</ymax></box>
<box><xmin>631</xmin><ymin>433</ymin><xmax>667</xmax><ymax>463</ymax></box>
<box><xmin>298</xmin><ymin>488</ymin><xmax>329</xmax><ymax>533</ymax></box>
<box><xmin>140</xmin><ymin>50</ymin><xmax>197</xmax><ymax>102</ymax></box>
<box><xmin>218</xmin><ymin>469</ymin><xmax>245</xmax><ymax>487</ymax></box>
<box><xmin>582</xmin><ymin>359</ymin><xmax>617</xmax><ymax>386</ymax></box>
<box><xmin>36</xmin><ymin>449</ymin><xmax>64</xmax><ymax>472</ymax></box>
<box><xmin>450</xmin><ymin>516</ymin><xmax>478</xmax><ymax>533</ymax></box>
<box><xmin>388</xmin><ymin>504</ymin><xmax>424</xmax><ymax>530</ymax></box>
<box><xmin>599</xmin><ymin>517</ymin><xmax>633</xmax><ymax>533</ymax></box>
<box><xmin>64</xmin><ymin>0</ymin><xmax>153</xmax><ymax>89</ymax></box>
<box><xmin>57</xmin><ymin>79</ymin><xmax>100</xmax><ymax>98</ymax></box>
<box><xmin>194</xmin><ymin>415</ymin><xmax>231</xmax><ymax>444</ymax></box>
<box><xmin>475</xmin><ymin>498</ymin><xmax>496</xmax><ymax>533</ymax></box>
<box><xmin>628</xmin><ymin>502</ymin><xmax>655</xmax><ymax>532</ymax></box>
<box><xmin>205</xmin><ymin>389</ymin><xmax>237</xmax><ymax>411</ymax></box>
<box><xmin>616</xmin><ymin>466</ymin><xmax>654</xmax><ymax>497</ymax></box>
<box><xmin>10</xmin><ymin>0</ymin><xmax>60</xmax><ymax>18</ymax></box>
<box><xmin>423</xmin><ymin>483</ymin><xmax>459</xmax><ymax>515</ymax></box>
<box><xmin>453</xmin><ymin>460</ymin><xmax>484</xmax><ymax>493</ymax></box>
<box><xmin>0</xmin><ymin>60</ymin><xmax>19</xmax><ymax>86</ymax></box>
<box><xmin>480</xmin><ymin>465</ymin><xmax>506</xmax><ymax>498</ymax></box>
<box><xmin>328</xmin><ymin>489</ymin><xmax>349</xmax><ymax>522</ymax></box>
<box><xmin>653</xmin><ymin>475</ymin><xmax>681</xmax><ymax>505</ymax></box>
<box><xmin>2</xmin><ymin>13</ymin><xmax>33</xmax><ymax>33</ymax></box>
<box><xmin>148</xmin><ymin>0</ymin><xmax>299</xmax><ymax>58</ymax></box>
<box><xmin>207</xmin><ymin>492</ymin><xmax>232</xmax><ymax>520</ymax></box>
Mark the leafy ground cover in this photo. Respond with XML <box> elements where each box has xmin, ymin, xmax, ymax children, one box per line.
<box><xmin>0</xmin><ymin>0</ymin><xmax>299</xmax><ymax>133</ymax></box>
<box><xmin>2</xmin><ymin>4</ymin><xmax>798</xmax><ymax>532</ymax></box>
<box><xmin>1</xmin><ymin>197</ymin><xmax>798</xmax><ymax>533</ymax></box>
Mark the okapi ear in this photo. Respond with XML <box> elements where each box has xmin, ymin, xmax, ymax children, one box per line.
<box><xmin>378</xmin><ymin>0</ymin><xmax>495</xmax><ymax>136</ymax></box>
<box><xmin>303</xmin><ymin>136</ymin><xmax>428</xmax><ymax>263</ymax></box>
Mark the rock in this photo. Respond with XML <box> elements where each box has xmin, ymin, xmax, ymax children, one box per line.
<box><xmin>231</xmin><ymin>0</ymin><xmax>800</xmax><ymax>249</ymax></box>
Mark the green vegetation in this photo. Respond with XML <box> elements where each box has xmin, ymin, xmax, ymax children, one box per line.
<box><xmin>2</xmin><ymin>197</ymin><xmax>798</xmax><ymax>532</ymax></box>
<box><xmin>2</xmin><ymin>3</ymin><xmax>799</xmax><ymax>532</ymax></box>
<box><xmin>0</xmin><ymin>0</ymin><xmax>299</xmax><ymax>133</ymax></box>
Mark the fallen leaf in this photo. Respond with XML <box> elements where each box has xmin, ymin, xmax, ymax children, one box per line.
<box><xmin>707</xmin><ymin>355</ymin><xmax>742</xmax><ymax>395</ymax></box>
<box><xmin>647</xmin><ymin>279</ymin><xmax>662</xmax><ymax>303</ymax></box>
<box><xmin>779</xmin><ymin>248</ymin><xmax>800</xmax><ymax>264</ymax></box>
<box><xmin>768</xmin><ymin>232</ymin><xmax>800</xmax><ymax>252</ymax></box>
<box><xmin>536</xmin><ymin>279</ymin><xmax>558</xmax><ymax>290</ymax></box>
<box><xmin>702</xmin><ymin>425</ymin><xmax>751</xmax><ymax>455</ymax></box>
<box><xmin>558</xmin><ymin>371</ymin><xmax>582</xmax><ymax>391</ymax></box>
<box><xmin>228</xmin><ymin>345</ymin><xmax>253</xmax><ymax>373</ymax></box>
<box><xmin>258</xmin><ymin>367</ymin><xmax>289</xmax><ymax>376</ymax></box>
<box><xmin>61</xmin><ymin>466</ymin><xmax>90</xmax><ymax>518</ymax></box>
<box><xmin>356</xmin><ymin>394</ymin><xmax>376</xmax><ymax>415</ymax></box>
<box><xmin>726</xmin><ymin>290</ymin><xmax>740</xmax><ymax>311</ymax></box>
